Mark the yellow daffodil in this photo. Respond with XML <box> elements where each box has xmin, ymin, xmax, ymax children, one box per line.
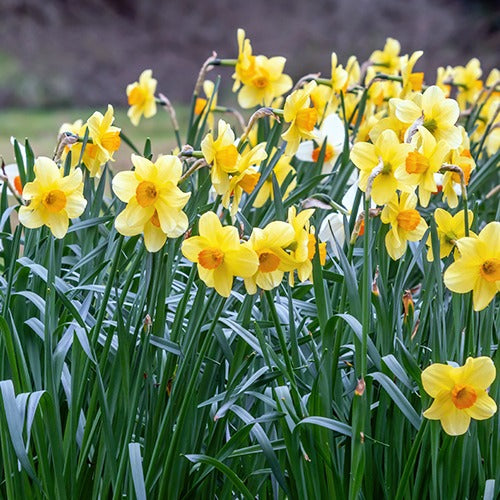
<box><xmin>232</xmin><ymin>30</ymin><xmax>292</xmax><ymax>109</ymax></box>
<box><xmin>282</xmin><ymin>81</ymin><xmax>319</xmax><ymax>155</ymax></box>
<box><xmin>286</xmin><ymin>206</ymin><xmax>320</xmax><ymax>284</ymax></box>
<box><xmin>253</xmin><ymin>151</ymin><xmax>296</xmax><ymax>208</ymax></box>
<box><xmin>86</xmin><ymin>105</ymin><xmax>121</xmax><ymax>177</ymax></box>
<box><xmin>233</xmin><ymin>29</ymin><xmax>256</xmax><ymax>91</ymax></box>
<box><xmin>350</xmin><ymin>129</ymin><xmax>413</xmax><ymax>205</ymax></box>
<box><xmin>345</xmin><ymin>55</ymin><xmax>361</xmax><ymax>88</ymax></box>
<box><xmin>442</xmin><ymin>127</ymin><xmax>476</xmax><ymax>209</ymax></box>
<box><xmin>18</xmin><ymin>157</ymin><xmax>86</xmax><ymax>239</ymax></box>
<box><xmin>400</xmin><ymin>51</ymin><xmax>424</xmax><ymax>97</ymax></box>
<box><xmin>435</xmin><ymin>65</ymin><xmax>454</xmax><ymax>97</ymax></box>
<box><xmin>426</xmin><ymin>208</ymin><xmax>475</xmax><ymax>261</ymax></box>
<box><xmin>381</xmin><ymin>192</ymin><xmax>428</xmax><ymax>260</ymax></box>
<box><xmin>201</xmin><ymin>120</ymin><xmax>240</xmax><ymax>195</ymax></box>
<box><xmin>330</xmin><ymin>53</ymin><xmax>348</xmax><ymax>93</ymax></box>
<box><xmin>453</xmin><ymin>58</ymin><xmax>483</xmax><ymax>109</ymax></box>
<box><xmin>113</xmin><ymin>154</ymin><xmax>190</xmax><ymax>253</ymax></box>
<box><xmin>370</xmin><ymin>38</ymin><xmax>401</xmax><ymax>75</ymax></box>
<box><xmin>127</xmin><ymin>69</ymin><xmax>157</xmax><ymax>126</ymax></box>
<box><xmin>244</xmin><ymin>221</ymin><xmax>296</xmax><ymax>294</ymax></box>
<box><xmin>181</xmin><ymin>211</ymin><xmax>259</xmax><ymax>297</ymax></box>
<box><xmin>310</xmin><ymin>84</ymin><xmax>334</xmax><ymax>122</ymax></box>
<box><xmin>222</xmin><ymin>143</ymin><xmax>267</xmax><ymax>215</ymax></box>
<box><xmin>398</xmin><ymin>126</ymin><xmax>450</xmax><ymax>207</ymax></box>
<box><xmin>422</xmin><ymin>356</ymin><xmax>497</xmax><ymax>436</ymax></box>
<box><xmin>296</xmin><ymin>113</ymin><xmax>346</xmax><ymax>175</ymax></box>
<box><xmin>444</xmin><ymin>221</ymin><xmax>500</xmax><ymax>311</ymax></box>
<box><xmin>390</xmin><ymin>85</ymin><xmax>462</xmax><ymax>148</ymax></box>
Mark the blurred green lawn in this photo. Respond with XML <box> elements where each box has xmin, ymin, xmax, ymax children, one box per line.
<box><xmin>0</xmin><ymin>106</ymin><xmax>189</xmax><ymax>170</ymax></box>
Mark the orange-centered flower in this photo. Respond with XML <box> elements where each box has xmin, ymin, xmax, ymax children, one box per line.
<box><xmin>422</xmin><ymin>356</ymin><xmax>497</xmax><ymax>436</ymax></box>
<box><xmin>444</xmin><ymin>221</ymin><xmax>500</xmax><ymax>311</ymax></box>
<box><xmin>18</xmin><ymin>157</ymin><xmax>86</xmax><ymax>239</ymax></box>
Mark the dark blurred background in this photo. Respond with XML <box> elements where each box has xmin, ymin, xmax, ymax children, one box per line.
<box><xmin>0</xmin><ymin>0</ymin><xmax>498</xmax><ymax>108</ymax></box>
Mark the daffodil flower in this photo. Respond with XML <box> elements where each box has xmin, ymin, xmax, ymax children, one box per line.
<box><xmin>350</xmin><ymin>129</ymin><xmax>413</xmax><ymax>206</ymax></box>
<box><xmin>380</xmin><ymin>191</ymin><xmax>428</xmax><ymax>260</ymax></box>
<box><xmin>244</xmin><ymin>221</ymin><xmax>296</xmax><ymax>294</ymax></box>
<box><xmin>282</xmin><ymin>81</ymin><xmax>319</xmax><ymax>155</ymax></box>
<box><xmin>422</xmin><ymin>356</ymin><xmax>497</xmax><ymax>436</ymax></box>
<box><xmin>127</xmin><ymin>69</ymin><xmax>157</xmax><ymax>126</ymax></box>
<box><xmin>113</xmin><ymin>154</ymin><xmax>190</xmax><ymax>253</ymax></box>
<box><xmin>444</xmin><ymin>221</ymin><xmax>500</xmax><ymax>311</ymax></box>
<box><xmin>296</xmin><ymin>113</ymin><xmax>346</xmax><ymax>175</ymax></box>
<box><xmin>18</xmin><ymin>157</ymin><xmax>87</xmax><ymax>239</ymax></box>
<box><xmin>426</xmin><ymin>208</ymin><xmax>475</xmax><ymax>261</ymax></box>
<box><xmin>181</xmin><ymin>211</ymin><xmax>259</xmax><ymax>297</ymax></box>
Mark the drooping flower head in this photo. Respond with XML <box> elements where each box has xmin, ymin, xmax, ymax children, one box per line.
<box><xmin>422</xmin><ymin>356</ymin><xmax>497</xmax><ymax>436</ymax></box>
<box><xmin>127</xmin><ymin>69</ymin><xmax>157</xmax><ymax>126</ymax></box>
<box><xmin>181</xmin><ymin>211</ymin><xmax>259</xmax><ymax>297</ymax></box>
<box><xmin>444</xmin><ymin>221</ymin><xmax>500</xmax><ymax>311</ymax></box>
<box><xmin>18</xmin><ymin>157</ymin><xmax>87</xmax><ymax>239</ymax></box>
<box><xmin>113</xmin><ymin>154</ymin><xmax>191</xmax><ymax>252</ymax></box>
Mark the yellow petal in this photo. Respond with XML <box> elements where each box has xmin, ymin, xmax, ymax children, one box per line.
<box><xmin>18</xmin><ymin>206</ymin><xmax>44</xmax><ymax>229</ymax></box>
<box><xmin>350</xmin><ymin>142</ymin><xmax>378</xmax><ymax>171</ymax></box>
<box><xmin>181</xmin><ymin>236</ymin><xmax>210</xmax><ymax>262</ymax></box>
<box><xmin>439</xmin><ymin>405</ymin><xmax>471</xmax><ymax>436</ymax></box>
<box><xmin>444</xmin><ymin>260</ymin><xmax>480</xmax><ymax>293</ymax></box>
<box><xmin>199</xmin><ymin>211</ymin><xmax>222</xmax><ymax>240</ymax></box>
<box><xmin>212</xmin><ymin>264</ymin><xmax>233</xmax><ymax>297</ymax></box>
<box><xmin>143</xmin><ymin>221</ymin><xmax>167</xmax><ymax>253</ymax></box>
<box><xmin>112</xmin><ymin>171</ymin><xmax>139</xmax><ymax>202</ymax></box>
<box><xmin>132</xmin><ymin>155</ymin><xmax>156</xmax><ymax>180</ymax></box>
<box><xmin>226</xmin><ymin>246</ymin><xmax>259</xmax><ymax>278</ymax></box>
<box><xmin>65</xmin><ymin>192</ymin><xmax>87</xmax><ymax>218</ymax></box>
<box><xmin>464</xmin><ymin>391</ymin><xmax>497</xmax><ymax>420</ymax></box>
<box><xmin>472</xmin><ymin>277</ymin><xmax>497</xmax><ymax>311</ymax></box>
<box><xmin>46</xmin><ymin>212</ymin><xmax>69</xmax><ymax>239</ymax></box>
<box><xmin>422</xmin><ymin>363</ymin><xmax>455</xmax><ymax>397</ymax></box>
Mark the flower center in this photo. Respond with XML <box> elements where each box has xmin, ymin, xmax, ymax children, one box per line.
<box><xmin>397</xmin><ymin>209</ymin><xmax>421</xmax><ymax>231</ymax></box>
<box><xmin>451</xmin><ymin>384</ymin><xmax>477</xmax><ymax>409</ymax></box>
<box><xmin>42</xmin><ymin>189</ymin><xmax>67</xmax><ymax>213</ymax></box>
<box><xmin>258</xmin><ymin>250</ymin><xmax>280</xmax><ymax>273</ymax></box>
<box><xmin>198</xmin><ymin>248</ymin><xmax>224</xmax><ymax>270</ymax></box>
<box><xmin>215</xmin><ymin>145</ymin><xmax>239</xmax><ymax>171</ymax></box>
<box><xmin>136</xmin><ymin>181</ymin><xmax>158</xmax><ymax>207</ymax></box>
<box><xmin>480</xmin><ymin>258</ymin><xmax>500</xmax><ymax>282</ymax></box>
<box><xmin>150</xmin><ymin>210</ymin><xmax>161</xmax><ymax>228</ymax></box>
<box><xmin>252</xmin><ymin>75</ymin><xmax>269</xmax><ymax>88</ymax></box>
<box><xmin>406</xmin><ymin>151</ymin><xmax>430</xmax><ymax>174</ymax></box>
<box><xmin>312</xmin><ymin>144</ymin><xmax>335</xmax><ymax>163</ymax></box>
<box><xmin>101</xmin><ymin>131</ymin><xmax>121</xmax><ymax>152</ymax></box>
<box><xmin>239</xmin><ymin>172</ymin><xmax>261</xmax><ymax>194</ymax></box>
<box><xmin>128</xmin><ymin>86</ymin><xmax>146</xmax><ymax>107</ymax></box>
<box><xmin>295</xmin><ymin>108</ymin><xmax>318</xmax><ymax>132</ymax></box>
<box><xmin>423</xmin><ymin>118</ymin><xmax>437</xmax><ymax>134</ymax></box>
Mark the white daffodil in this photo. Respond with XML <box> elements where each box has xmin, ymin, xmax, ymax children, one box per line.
<box><xmin>296</xmin><ymin>113</ymin><xmax>347</xmax><ymax>176</ymax></box>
